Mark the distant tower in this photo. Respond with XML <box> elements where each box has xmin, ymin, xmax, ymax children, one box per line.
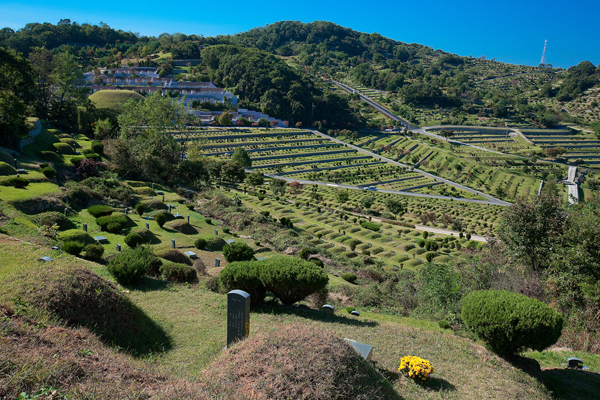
<box><xmin>539</xmin><ymin>40</ymin><xmax>551</xmax><ymax>68</ymax></box>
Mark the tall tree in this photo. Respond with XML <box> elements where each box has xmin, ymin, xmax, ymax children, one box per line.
<box><xmin>498</xmin><ymin>194</ymin><xmax>566</xmax><ymax>271</ymax></box>
<box><xmin>232</xmin><ymin>147</ymin><xmax>252</xmax><ymax>168</ymax></box>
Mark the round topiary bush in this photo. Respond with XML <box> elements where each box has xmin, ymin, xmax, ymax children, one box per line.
<box><xmin>223</xmin><ymin>242</ymin><xmax>255</xmax><ymax>262</ymax></box>
<box><xmin>135</xmin><ymin>203</ymin><xmax>145</xmax><ymax>217</ymax></box>
<box><xmin>341</xmin><ymin>272</ymin><xmax>358</xmax><ymax>284</ymax></box>
<box><xmin>159</xmin><ymin>262</ymin><xmax>198</xmax><ymax>283</ymax></box>
<box><xmin>204</xmin><ymin>236</ymin><xmax>227</xmax><ymax>252</ymax></box>
<box><xmin>462</xmin><ymin>290</ymin><xmax>564</xmax><ymax>356</ymax></box>
<box><xmin>84</xmin><ymin>243</ymin><xmax>105</xmax><ymax>261</ymax></box>
<box><xmin>31</xmin><ymin>211</ymin><xmax>75</xmax><ymax>231</ymax></box>
<box><xmin>201</xmin><ymin>324</ymin><xmax>395</xmax><ymax>400</ymax></box>
<box><xmin>259</xmin><ymin>256</ymin><xmax>329</xmax><ymax>306</ymax></box>
<box><xmin>41</xmin><ymin>167</ymin><xmax>56</xmax><ymax>178</ymax></box>
<box><xmin>96</xmin><ymin>214</ymin><xmax>130</xmax><ymax>233</ymax></box>
<box><xmin>156</xmin><ymin>249</ymin><xmax>192</xmax><ymax>265</ymax></box>
<box><xmin>308</xmin><ymin>257</ymin><xmax>324</xmax><ymax>268</ymax></box>
<box><xmin>124</xmin><ymin>232</ymin><xmax>144</xmax><ymax>248</ymax></box>
<box><xmin>154</xmin><ymin>212</ymin><xmax>168</xmax><ymax>228</ymax></box>
<box><xmin>220</xmin><ymin>260</ymin><xmax>266</xmax><ymax>307</ymax></box>
<box><xmin>194</xmin><ymin>237</ymin><xmax>207</xmax><ymax>250</ymax></box>
<box><xmin>53</xmin><ymin>142</ymin><xmax>75</xmax><ymax>155</ymax></box>
<box><xmin>58</xmin><ymin>229</ymin><xmax>96</xmax><ymax>245</ymax></box>
<box><xmin>62</xmin><ymin>241</ymin><xmax>84</xmax><ymax>256</ymax></box>
<box><xmin>88</xmin><ymin>205</ymin><xmax>113</xmax><ymax>218</ymax></box>
<box><xmin>91</xmin><ymin>141</ymin><xmax>104</xmax><ymax>154</ymax></box>
<box><xmin>299</xmin><ymin>248</ymin><xmax>312</xmax><ymax>260</ymax></box>
<box><xmin>107</xmin><ymin>246</ymin><xmax>156</xmax><ymax>285</ymax></box>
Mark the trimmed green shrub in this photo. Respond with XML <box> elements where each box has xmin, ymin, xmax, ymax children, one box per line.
<box><xmin>142</xmin><ymin>199</ymin><xmax>168</xmax><ymax>210</ymax></box>
<box><xmin>308</xmin><ymin>257</ymin><xmax>324</xmax><ymax>268</ymax></box>
<box><xmin>31</xmin><ymin>211</ymin><xmax>75</xmax><ymax>231</ymax></box>
<box><xmin>259</xmin><ymin>256</ymin><xmax>329</xmax><ymax>306</ymax></box>
<box><xmin>223</xmin><ymin>242</ymin><xmax>255</xmax><ymax>262</ymax></box>
<box><xmin>40</xmin><ymin>151</ymin><xmax>63</xmax><ymax>162</ymax></box>
<box><xmin>53</xmin><ymin>142</ymin><xmax>75</xmax><ymax>155</ymax></box>
<box><xmin>91</xmin><ymin>141</ymin><xmax>104</xmax><ymax>154</ymax></box>
<box><xmin>360</xmin><ymin>221</ymin><xmax>381</xmax><ymax>232</ymax></box>
<box><xmin>425</xmin><ymin>252</ymin><xmax>435</xmax><ymax>263</ymax></box>
<box><xmin>4</xmin><ymin>176</ymin><xmax>29</xmax><ymax>188</ymax></box>
<box><xmin>95</xmin><ymin>214</ymin><xmax>130</xmax><ymax>233</ymax></box>
<box><xmin>0</xmin><ymin>162</ymin><xmax>16</xmax><ymax>176</ymax></box>
<box><xmin>62</xmin><ymin>241</ymin><xmax>84</xmax><ymax>256</ymax></box>
<box><xmin>299</xmin><ymin>248</ymin><xmax>312</xmax><ymax>260</ymax></box>
<box><xmin>69</xmin><ymin>155</ymin><xmax>85</xmax><ymax>165</ymax></box>
<box><xmin>41</xmin><ymin>167</ymin><xmax>56</xmax><ymax>178</ymax></box>
<box><xmin>342</xmin><ymin>272</ymin><xmax>358</xmax><ymax>284</ymax></box>
<box><xmin>462</xmin><ymin>290</ymin><xmax>564</xmax><ymax>356</ymax></box>
<box><xmin>438</xmin><ymin>320</ymin><xmax>451</xmax><ymax>330</ymax></box>
<box><xmin>220</xmin><ymin>261</ymin><xmax>266</xmax><ymax>307</ymax></box>
<box><xmin>107</xmin><ymin>246</ymin><xmax>156</xmax><ymax>285</ymax></box>
<box><xmin>156</xmin><ymin>249</ymin><xmax>192</xmax><ymax>265</ymax></box>
<box><xmin>155</xmin><ymin>212</ymin><xmax>167</xmax><ymax>228</ymax></box>
<box><xmin>124</xmin><ymin>232</ymin><xmax>144</xmax><ymax>248</ymax></box>
<box><xmin>84</xmin><ymin>244</ymin><xmax>104</xmax><ymax>261</ymax></box>
<box><xmin>160</xmin><ymin>262</ymin><xmax>198</xmax><ymax>283</ymax></box>
<box><xmin>135</xmin><ymin>203</ymin><xmax>145</xmax><ymax>217</ymax></box>
<box><xmin>88</xmin><ymin>205</ymin><xmax>113</xmax><ymax>218</ymax></box>
<box><xmin>83</xmin><ymin>151</ymin><xmax>99</xmax><ymax>159</ymax></box>
<box><xmin>58</xmin><ymin>229</ymin><xmax>96</xmax><ymax>245</ymax></box>
<box><xmin>60</xmin><ymin>138</ymin><xmax>78</xmax><ymax>148</ymax></box>
<box><xmin>194</xmin><ymin>237</ymin><xmax>207</xmax><ymax>250</ymax></box>
<box><xmin>204</xmin><ymin>236</ymin><xmax>227</xmax><ymax>252</ymax></box>
<box><xmin>145</xmin><ymin>256</ymin><xmax>163</xmax><ymax>278</ymax></box>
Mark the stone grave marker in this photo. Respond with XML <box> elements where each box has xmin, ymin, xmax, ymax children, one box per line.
<box><xmin>171</xmin><ymin>239</ymin><xmax>176</xmax><ymax>248</ymax></box>
<box><xmin>322</xmin><ymin>304</ymin><xmax>334</xmax><ymax>313</ymax></box>
<box><xmin>350</xmin><ymin>310</ymin><xmax>360</xmax><ymax>316</ymax></box>
<box><xmin>82</xmin><ymin>223</ymin><xmax>87</xmax><ymax>232</ymax></box>
<box><xmin>215</xmin><ymin>258</ymin><xmax>221</xmax><ymax>267</ymax></box>
<box><xmin>227</xmin><ymin>290</ymin><xmax>250</xmax><ymax>347</ymax></box>
<box><xmin>344</xmin><ymin>338</ymin><xmax>373</xmax><ymax>361</ymax></box>
<box><xmin>146</xmin><ymin>222</ymin><xmax>150</xmax><ymax>230</ymax></box>
<box><xmin>116</xmin><ymin>244</ymin><xmax>121</xmax><ymax>251</ymax></box>
<box><xmin>37</xmin><ymin>256</ymin><xmax>53</xmax><ymax>262</ymax></box>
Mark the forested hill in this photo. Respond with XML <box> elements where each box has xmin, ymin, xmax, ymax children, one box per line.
<box><xmin>202</xmin><ymin>45</ymin><xmax>360</xmax><ymax>127</ymax></box>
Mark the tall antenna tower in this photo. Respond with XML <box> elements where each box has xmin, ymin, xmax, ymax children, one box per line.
<box><xmin>539</xmin><ymin>40</ymin><xmax>551</xmax><ymax>68</ymax></box>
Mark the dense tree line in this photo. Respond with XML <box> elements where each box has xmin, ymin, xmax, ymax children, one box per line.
<box><xmin>201</xmin><ymin>45</ymin><xmax>360</xmax><ymax>128</ymax></box>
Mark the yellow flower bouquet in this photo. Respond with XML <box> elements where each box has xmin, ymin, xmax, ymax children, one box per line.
<box><xmin>398</xmin><ymin>355</ymin><xmax>434</xmax><ymax>381</ymax></box>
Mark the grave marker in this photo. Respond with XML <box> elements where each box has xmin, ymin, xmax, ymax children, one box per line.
<box><xmin>227</xmin><ymin>290</ymin><xmax>250</xmax><ymax>347</ymax></box>
<box><xmin>322</xmin><ymin>304</ymin><xmax>334</xmax><ymax>313</ymax></box>
<box><xmin>215</xmin><ymin>258</ymin><xmax>221</xmax><ymax>267</ymax></box>
<box><xmin>116</xmin><ymin>244</ymin><xmax>121</xmax><ymax>251</ymax></box>
<box><xmin>146</xmin><ymin>222</ymin><xmax>150</xmax><ymax>230</ymax></box>
<box><xmin>82</xmin><ymin>223</ymin><xmax>87</xmax><ymax>232</ymax></box>
<box><xmin>344</xmin><ymin>338</ymin><xmax>373</xmax><ymax>361</ymax></box>
<box><xmin>171</xmin><ymin>239</ymin><xmax>176</xmax><ymax>248</ymax></box>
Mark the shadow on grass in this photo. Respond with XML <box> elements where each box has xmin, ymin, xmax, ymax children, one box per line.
<box><xmin>506</xmin><ymin>354</ymin><xmax>600</xmax><ymax>400</ymax></box>
<box><xmin>126</xmin><ymin>276</ymin><xmax>171</xmax><ymax>292</ymax></box>
<box><xmin>254</xmin><ymin>302</ymin><xmax>379</xmax><ymax>327</ymax></box>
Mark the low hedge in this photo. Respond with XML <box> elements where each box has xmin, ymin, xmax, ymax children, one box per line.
<box><xmin>39</xmin><ymin>151</ymin><xmax>63</xmax><ymax>162</ymax></box>
<box><xmin>53</xmin><ymin>142</ymin><xmax>75</xmax><ymax>155</ymax></box>
<box><xmin>88</xmin><ymin>205</ymin><xmax>113</xmax><ymax>218</ymax></box>
<box><xmin>160</xmin><ymin>262</ymin><xmax>197</xmax><ymax>283</ymax></box>
<box><xmin>220</xmin><ymin>256</ymin><xmax>329</xmax><ymax>307</ymax></box>
<box><xmin>95</xmin><ymin>214</ymin><xmax>131</xmax><ymax>233</ymax></box>
<box><xmin>41</xmin><ymin>167</ymin><xmax>56</xmax><ymax>178</ymax></box>
<box><xmin>107</xmin><ymin>246</ymin><xmax>156</xmax><ymax>285</ymax></box>
<box><xmin>58</xmin><ymin>229</ymin><xmax>96</xmax><ymax>245</ymax></box>
<box><xmin>30</xmin><ymin>211</ymin><xmax>75</xmax><ymax>231</ymax></box>
<box><xmin>156</xmin><ymin>249</ymin><xmax>192</xmax><ymax>266</ymax></box>
<box><xmin>360</xmin><ymin>221</ymin><xmax>381</xmax><ymax>232</ymax></box>
<box><xmin>462</xmin><ymin>290</ymin><xmax>563</xmax><ymax>356</ymax></box>
<box><xmin>194</xmin><ymin>237</ymin><xmax>207</xmax><ymax>250</ymax></box>
<box><xmin>62</xmin><ymin>241</ymin><xmax>84</xmax><ymax>256</ymax></box>
<box><xmin>222</xmin><ymin>242</ymin><xmax>255</xmax><ymax>262</ymax></box>
<box><xmin>342</xmin><ymin>272</ymin><xmax>357</xmax><ymax>283</ymax></box>
<box><xmin>203</xmin><ymin>236</ymin><xmax>227</xmax><ymax>252</ymax></box>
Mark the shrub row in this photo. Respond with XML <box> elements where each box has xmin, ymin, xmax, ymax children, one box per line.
<box><xmin>220</xmin><ymin>256</ymin><xmax>328</xmax><ymax>307</ymax></box>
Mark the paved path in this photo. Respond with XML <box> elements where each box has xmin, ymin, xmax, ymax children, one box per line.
<box><xmin>252</xmin><ymin>172</ymin><xmax>508</xmax><ymax>206</ymax></box>
<box><xmin>566</xmin><ymin>165</ymin><xmax>579</xmax><ymax>204</ymax></box>
<box><xmin>306</xmin><ymin>129</ymin><xmax>510</xmax><ymax>205</ymax></box>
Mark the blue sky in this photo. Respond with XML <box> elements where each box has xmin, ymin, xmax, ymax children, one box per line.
<box><xmin>2</xmin><ymin>0</ymin><xmax>598</xmax><ymax>69</ymax></box>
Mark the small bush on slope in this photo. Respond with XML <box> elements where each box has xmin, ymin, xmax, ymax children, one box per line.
<box><xmin>462</xmin><ymin>290</ymin><xmax>563</xmax><ymax>356</ymax></box>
